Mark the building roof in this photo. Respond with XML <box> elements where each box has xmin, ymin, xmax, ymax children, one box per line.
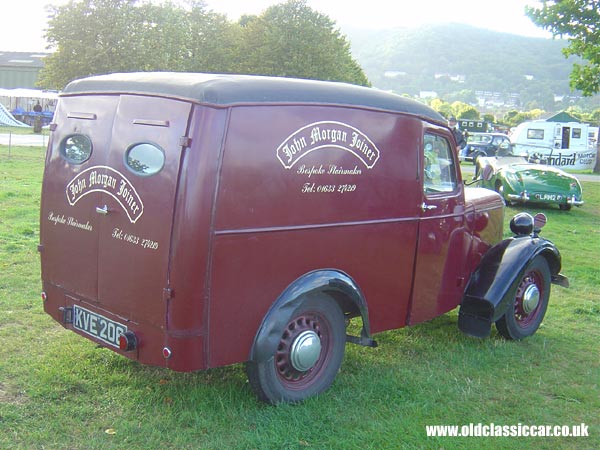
<box><xmin>0</xmin><ymin>52</ymin><xmax>48</xmax><ymax>69</ymax></box>
<box><xmin>62</xmin><ymin>72</ymin><xmax>446</xmax><ymax>124</ymax></box>
<box><xmin>543</xmin><ymin>111</ymin><xmax>580</xmax><ymax>123</ymax></box>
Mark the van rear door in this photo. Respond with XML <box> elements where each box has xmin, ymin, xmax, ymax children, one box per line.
<box><xmin>41</xmin><ymin>94</ymin><xmax>192</xmax><ymax>327</ymax></box>
<box><xmin>41</xmin><ymin>95</ymin><xmax>118</xmax><ymax>301</ymax></box>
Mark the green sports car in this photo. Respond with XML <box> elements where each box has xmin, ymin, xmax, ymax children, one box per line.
<box><xmin>476</xmin><ymin>156</ymin><xmax>584</xmax><ymax>211</ymax></box>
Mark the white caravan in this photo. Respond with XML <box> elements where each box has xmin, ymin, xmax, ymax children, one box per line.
<box><xmin>509</xmin><ymin>120</ymin><xmax>598</xmax><ymax>170</ymax></box>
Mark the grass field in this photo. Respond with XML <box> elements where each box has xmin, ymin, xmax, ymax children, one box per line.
<box><xmin>0</xmin><ymin>126</ymin><xmax>35</xmax><ymax>134</ymax></box>
<box><xmin>0</xmin><ymin>125</ymin><xmax>51</xmax><ymax>136</ymax></box>
<box><xmin>1</xmin><ymin>145</ymin><xmax>598</xmax><ymax>449</ymax></box>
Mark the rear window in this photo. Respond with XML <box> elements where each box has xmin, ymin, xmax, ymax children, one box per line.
<box><xmin>468</xmin><ymin>134</ymin><xmax>492</xmax><ymax>144</ymax></box>
<box><xmin>60</xmin><ymin>134</ymin><xmax>92</xmax><ymax>164</ymax></box>
<box><xmin>125</xmin><ymin>143</ymin><xmax>165</xmax><ymax>176</ymax></box>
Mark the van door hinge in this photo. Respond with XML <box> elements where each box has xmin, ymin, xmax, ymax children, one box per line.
<box><xmin>179</xmin><ymin>136</ymin><xmax>192</xmax><ymax>148</ymax></box>
<box><xmin>163</xmin><ymin>288</ymin><xmax>173</xmax><ymax>302</ymax></box>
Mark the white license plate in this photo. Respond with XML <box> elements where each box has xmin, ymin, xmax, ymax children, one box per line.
<box><xmin>535</xmin><ymin>193</ymin><xmax>562</xmax><ymax>201</ymax></box>
<box><xmin>73</xmin><ymin>305</ymin><xmax>127</xmax><ymax>348</ymax></box>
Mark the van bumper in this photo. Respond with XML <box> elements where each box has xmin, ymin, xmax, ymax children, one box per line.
<box><xmin>41</xmin><ymin>282</ymin><xmax>207</xmax><ymax>372</ymax></box>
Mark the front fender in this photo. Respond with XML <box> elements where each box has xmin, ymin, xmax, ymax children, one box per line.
<box><xmin>249</xmin><ymin>270</ymin><xmax>371</xmax><ymax>363</ymax></box>
<box><xmin>458</xmin><ymin>235</ymin><xmax>566</xmax><ymax>338</ymax></box>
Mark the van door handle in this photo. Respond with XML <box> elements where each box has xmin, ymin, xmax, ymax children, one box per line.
<box><xmin>421</xmin><ymin>202</ymin><xmax>438</xmax><ymax>212</ymax></box>
<box><xmin>96</xmin><ymin>205</ymin><xmax>109</xmax><ymax>215</ymax></box>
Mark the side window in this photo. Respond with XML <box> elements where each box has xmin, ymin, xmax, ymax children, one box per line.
<box><xmin>497</xmin><ymin>140</ymin><xmax>512</xmax><ymax>156</ymax></box>
<box><xmin>423</xmin><ymin>133</ymin><xmax>457</xmax><ymax>194</ymax></box>
<box><xmin>528</xmin><ymin>129</ymin><xmax>544</xmax><ymax>140</ymax></box>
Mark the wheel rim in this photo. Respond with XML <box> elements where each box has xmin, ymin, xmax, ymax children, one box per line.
<box><xmin>290</xmin><ymin>330</ymin><xmax>321</xmax><ymax>372</ymax></box>
<box><xmin>514</xmin><ymin>269</ymin><xmax>544</xmax><ymax>328</ymax></box>
<box><xmin>275</xmin><ymin>312</ymin><xmax>332</xmax><ymax>390</ymax></box>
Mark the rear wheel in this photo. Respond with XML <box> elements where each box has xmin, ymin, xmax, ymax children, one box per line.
<box><xmin>246</xmin><ymin>296</ymin><xmax>346</xmax><ymax>404</ymax></box>
<box><xmin>496</xmin><ymin>256</ymin><xmax>550</xmax><ymax>340</ymax></box>
<box><xmin>559</xmin><ymin>203</ymin><xmax>572</xmax><ymax>211</ymax></box>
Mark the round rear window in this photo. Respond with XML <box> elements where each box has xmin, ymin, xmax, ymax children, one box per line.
<box><xmin>125</xmin><ymin>143</ymin><xmax>165</xmax><ymax>176</ymax></box>
<box><xmin>60</xmin><ymin>134</ymin><xmax>92</xmax><ymax>164</ymax></box>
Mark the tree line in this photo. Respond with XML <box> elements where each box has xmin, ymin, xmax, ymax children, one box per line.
<box><xmin>38</xmin><ymin>0</ymin><xmax>368</xmax><ymax>90</ymax></box>
<box><xmin>40</xmin><ymin>0</ymin><xmax>599</xmax><ymax>102</ymax></box>
<box><xmin>427</xmin><ymin>98</ymin><xmax>600</xmax><ymax>128</ymax></box>
<box><xmin>38</xmin><ymin>0</ymin><xmax>600</xmax><ymax>130</ymax></box>
<box><xmin>526</xmin><ymin>0</ymin><xmax>600</xmax><ymax>98</ymax></box>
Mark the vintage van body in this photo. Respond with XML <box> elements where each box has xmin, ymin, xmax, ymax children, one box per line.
<box><xmin>39</xmin><ymin>73</ymin><xmax>567</xmax><ymax>403</ymax></box>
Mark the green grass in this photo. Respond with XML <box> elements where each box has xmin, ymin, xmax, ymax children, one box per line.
<box><xmin>1</xmin><ymin>146</ymin><xmax>598</xmax><ymax>449</ymax></box>
<box><xmin>0</xmin><ymin>125</ymin><xmax>49</xmax><ymax>135</ymax></box>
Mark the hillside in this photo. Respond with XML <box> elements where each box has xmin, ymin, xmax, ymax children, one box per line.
<box><xmin>345</xmin><ymin>23</ymin><xmax>597</xmax><ymax>111</ymax></box>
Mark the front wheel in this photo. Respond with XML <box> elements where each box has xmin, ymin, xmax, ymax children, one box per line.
<box><xmin>496</xmin><ymin>184</ymin><xmax>513</xmax><ymax>207</ymax></box>
<box><xmin>246</xmin><ymin>297</ymin><xmax>346</xmax><ymax>404</ymax></box>
<box><xmin>495</xmin><ymin>256</ymin><xmax>551</xmax><ymax>340</ymax></box>
<box><xmin>494</xmin><ymin>180</ymin><xmax>502</xmax><ymax>193</ymax></box>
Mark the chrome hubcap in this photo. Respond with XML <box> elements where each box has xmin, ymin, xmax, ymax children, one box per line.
<box><xmin>522</xmin><ymin>284</ymin><xmax>540</xmax><ymax>313</ymax></box>
<box><xmin>289</xmin><ymin>330</ymin><xmax>321</xmax><ymax>372</ymax></box>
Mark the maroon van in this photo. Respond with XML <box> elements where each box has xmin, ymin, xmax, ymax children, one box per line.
<box><xmin>39</xmin><ymin>72</ymin><xmax>568</xmax><ymax>403</ymax></box>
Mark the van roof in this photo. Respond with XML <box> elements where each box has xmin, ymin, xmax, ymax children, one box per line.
<box><xmin>63</xmin><ymin>72</ymin><xmax>445</xmax><ymax>124</ymax></box>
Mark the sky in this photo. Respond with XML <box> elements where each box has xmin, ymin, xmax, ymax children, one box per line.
<box><xmin>1</xmin><ymin>0</ymin><xmax>552</xmax><ymax>53</ymax></box>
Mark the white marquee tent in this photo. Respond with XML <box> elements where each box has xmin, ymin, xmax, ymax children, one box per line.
<box><xmin>0</xmin><ymin>88</ymin><xmax>58</xmax><ymax>126</ymax></box>
<box><xmin>0</xmin><ymin>87</ymin><xmax>59</xmax><ymax>111</ymax></box>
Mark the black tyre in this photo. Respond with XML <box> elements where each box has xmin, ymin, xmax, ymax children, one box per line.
<box><xmin>496</xmin><ymin>183</ymin><xmax>513</xmax><ymax>207</ymax></box>
<box><xmin>496</xmin><ymin>256</ymin><xmax>551</xmax><ymax>340</ymax></box>
<box><xmin>494</xmin><ymin>180</ymin><xmax>503</xmax><ymax>194</ymax></box>
<box><xmin>559</xmin><ymin>203</ymin><xmax>572</xmax><ymax>211</ymax></box>
<box><xmin>246</xmin><ymin>296</ymin><xmax>346</xmax><ymax>404</ymax></box>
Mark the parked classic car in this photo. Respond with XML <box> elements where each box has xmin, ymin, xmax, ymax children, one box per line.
<box><xmin>476</xmin><ymin>155</ymin><xmax>584</xmax><ymax>210</ymax></box>
<box><xmin>459</xmin><ymin>132</ymin><xmax>512</xmax><ymax>164</ymax></box>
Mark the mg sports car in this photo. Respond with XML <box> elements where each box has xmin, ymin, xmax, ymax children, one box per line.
<box><xmin>476</xmin><ymin>156</ymin><xmax>584</xmax><ymax>210</ymax></box>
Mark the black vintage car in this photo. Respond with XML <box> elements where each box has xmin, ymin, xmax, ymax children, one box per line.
<box><xmin>459</xmin><ymin>132</ymin><xmax>511</xmax><ymax>164</ymax></box>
